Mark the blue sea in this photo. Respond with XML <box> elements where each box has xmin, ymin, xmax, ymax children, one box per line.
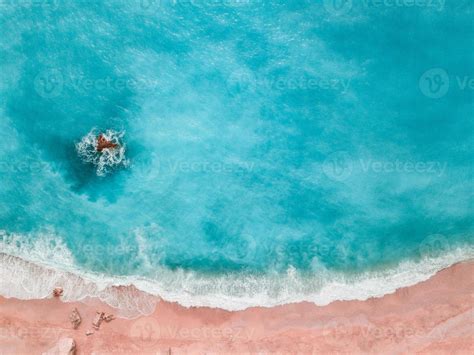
<box><xmin>0</xmin><ymin>0</ymin><xmax>473</xmax><ymax>314</ymax></box>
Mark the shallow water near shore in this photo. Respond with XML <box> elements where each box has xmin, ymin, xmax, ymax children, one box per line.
<box><xmin>0</xmin><ymin>1</ymin><xmax>473</xmax><ymax>311</ymax></box>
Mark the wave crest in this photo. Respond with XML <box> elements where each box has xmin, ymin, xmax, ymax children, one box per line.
<box><xmin>1</xmin><ymin>230</ymin><xmax>473</xmax><ymax>317</ymax></box>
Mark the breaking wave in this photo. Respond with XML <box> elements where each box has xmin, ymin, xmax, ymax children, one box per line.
<box><xmin>1</xmin><ymin>230</ymin><xmax>472</xmax><ymax>318</ymax></box>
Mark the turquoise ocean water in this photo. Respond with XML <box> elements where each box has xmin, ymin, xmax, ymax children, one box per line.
<box><xmin>0</xmin><ymin>0</ymin><xmax>473</xmax><ymax>312</ymax></box>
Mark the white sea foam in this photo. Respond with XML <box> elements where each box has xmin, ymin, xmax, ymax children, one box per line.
<box><xmin>1</xmin><ymin>230</ymin><xmax>473</xmax><ymax>318</ymax></box>
<box><xmin>75</xmin><ymin>129</ymin><xmax>129</xmax><ymax>176</ymax></box>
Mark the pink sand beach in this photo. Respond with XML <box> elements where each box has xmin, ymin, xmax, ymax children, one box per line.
<box><xmin>0</xmin><ymin>261</ymin><xmax>472</xmax><ymax>354</ymax></box>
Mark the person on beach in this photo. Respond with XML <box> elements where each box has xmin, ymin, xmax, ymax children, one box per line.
<box><xmin>96</xmin><ymin>134</ymin><xmax>118</xmax><ymax>152</ymax></box>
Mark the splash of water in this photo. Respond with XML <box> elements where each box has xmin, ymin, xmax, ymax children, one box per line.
<box><xmin>75</xmin><ymin>129</ymin><xmax>129</xmax><ymax>176</ymax></box>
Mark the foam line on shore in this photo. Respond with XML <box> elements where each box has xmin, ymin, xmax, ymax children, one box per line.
<box><xmin>1</xmin><ymin>231</ymin><xmax>473</xmax><ymax>317</ymax></box>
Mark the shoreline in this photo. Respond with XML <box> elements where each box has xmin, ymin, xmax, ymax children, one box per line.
<box><xmin>1</xmin><ymin>260</ymin><xmax>472</xmax><ymax>354</ymax></box>
<box><xmin>1</xmin><ymin>239</ymin><xmax>473</xmax><ymax>315</ymax></box>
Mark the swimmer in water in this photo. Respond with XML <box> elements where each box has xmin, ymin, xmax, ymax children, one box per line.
<box><xmin>96</xmin><ymin>134</ymin><xmax>118</xmax><ymax>152</ymax></box>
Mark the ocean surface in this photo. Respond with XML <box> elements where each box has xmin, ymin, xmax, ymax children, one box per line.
<box><xmin>0</xmin><ymin>0</ymin><xmax>473</xmax><ymax>314</ymax></box>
